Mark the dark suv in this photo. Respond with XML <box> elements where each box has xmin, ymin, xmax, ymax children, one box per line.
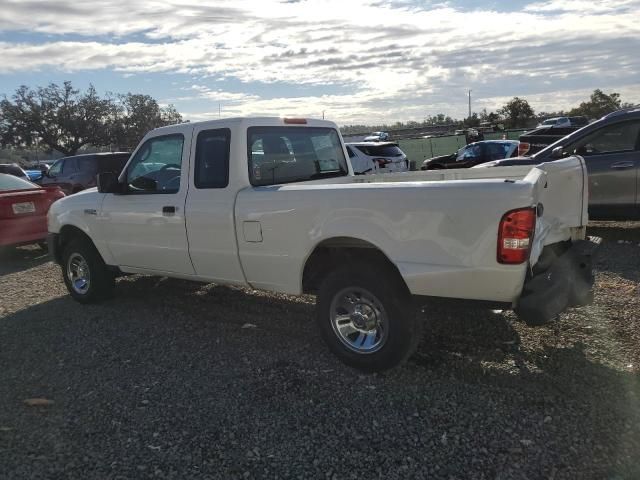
<box><xmin>40</xmin><ymin>152</ymin><xmax>130</xmax><ymax>195</ymax></box>
<box><xmin>480</xmin><ymin>107</ymin><xmax>640</xmax><ymax>219</ymax></box>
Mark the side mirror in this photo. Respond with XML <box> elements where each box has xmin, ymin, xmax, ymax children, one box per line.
<box><xmin>97</xmin><ymin>172</ymin><xmax>122</xmax><ymax>193</ymax></box>
<box><xmin>39</xmin><ymin>164</ymin><xmax>50</xmax><ymax>176</ymax></box>
<box><xmin>551</xmin><ymin>146</ymin><xmax>565</xmax><ymax>160</ymax></box>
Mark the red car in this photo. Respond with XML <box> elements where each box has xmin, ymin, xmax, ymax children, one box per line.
<box><xmin>0</xmin><ymin>173</ymin><xmax>65</xmax><ymax>248</ymax></box>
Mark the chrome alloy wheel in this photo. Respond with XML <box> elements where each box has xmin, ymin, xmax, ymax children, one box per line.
<box><xmin>67</xmin><ymin>252</ymin><xmax>91</xmax><ymax>295</ymax></box>
<box><xmin>330</xmin><ymin>287</ymin><xmax>389</xmax><ymax>354</ymax></box>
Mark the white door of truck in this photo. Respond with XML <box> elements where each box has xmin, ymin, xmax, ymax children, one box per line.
<box><xmin>100</xmin><ymin>132</ymin><xmax>195</xmax><ymax>275</ymax></box>
<box><xmin>183</xmin><ymin>126</ymin><xmax>246</xmax><ymax>284</ymax></box>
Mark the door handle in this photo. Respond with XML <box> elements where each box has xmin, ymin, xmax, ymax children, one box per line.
<box><xmin>162</xmin><ymin>206</ymin><xmax>176</xmax><ymax>214</ymax></box>
<box><xmin>611</xmin><ymin>161</ymin><xmax>635</xmax><ymax>169</ymax></box>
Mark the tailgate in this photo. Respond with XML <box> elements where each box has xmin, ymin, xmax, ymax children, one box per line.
<box><xmin>518</xmin><ymin>156</ymin><xmax>588</xmax><ymax>266</ymax></box>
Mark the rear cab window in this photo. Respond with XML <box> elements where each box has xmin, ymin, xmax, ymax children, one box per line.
<box><xmin>354</xmin><ymin>144</ymin><xmax>403</xmax><ymax>157</ymax></box>
<box><xmin>194</xmin><ymin>128</ymin><xmax>231</xmax><ymax>189</ymax></box>
<box><xmin>248</xmin><ymin>127</ymin><xmax>348</xmax><ymax>186</ymax></box>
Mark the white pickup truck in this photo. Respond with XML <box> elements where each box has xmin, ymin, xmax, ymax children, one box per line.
<box><xmin>48</xmin><ymin>117</ymin><xmax>599</xmax><ymax>371</ymax></box>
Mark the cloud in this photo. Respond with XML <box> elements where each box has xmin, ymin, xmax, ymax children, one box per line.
<box><xmin>0</xmin><ymin>0</ymin><xmax>639</xmax><ymax>122</ymax></box>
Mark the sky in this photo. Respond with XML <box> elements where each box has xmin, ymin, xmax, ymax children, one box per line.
<box><xmin>0</xmin><ymin>0</ymin><xmax>639</xmax><ymax>125</ymax></box>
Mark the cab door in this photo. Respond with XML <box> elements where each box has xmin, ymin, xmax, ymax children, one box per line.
<box><xmin>99</xmin><ymin>132</ymin><xmax>195</xmax><ymax>275</ymax></box>
<box><xmin>184</xmin><ymin>126</ymin><xmax>246</xmax><ymax>284</ymax></box>
<box><xmin>567</xmin><ymin>119</ymin><xmax>640</xmax><ymax>216</ymax></box>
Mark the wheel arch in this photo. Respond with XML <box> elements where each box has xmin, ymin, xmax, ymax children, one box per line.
<box><xmin>301</xmin><ymin>236</ymin><xmax>408</xmax><ymax>295</ymax></box>
<box><xmin>54</xmin><ymin>224</ymin><xmax>101</xmax><ymax>265</ymax></box>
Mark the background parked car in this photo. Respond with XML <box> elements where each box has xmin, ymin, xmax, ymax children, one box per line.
<box><xmin>0</xmin><ymin>173</ymin><xmax>65</xmax><ymax>248</ymax></box>
<box><xmin>363</xmin><ymin>131</ymin><xmax>390</xmax><ymax>142</ymax></box>
<box><xmin>0</xmin><ymin>163</ymin><xmax>29</xmax><ymax>181</ymax></box>
<box><xmin>421</xmin><ymin>140</ymin><xmax>519</xmax><ymax>170</ymax></box>
<box><xmin>537</xmin><ymin>116</ymin><xmax>571</xmax><ymax>128</ymax></box>
<box><xmin>39</xmin><ymin>152</ymin><xmax>130</xmax><ymax>195</ymax></box>
<box><xmin>345</xmin><ymin>142</ymin><xmax>408</xmax><ymax>174</ymax></box>
<box><xmin>475</xmin><ymin>107</ymin><xmax>640</xmax><ymax>219</ymax></box>
<box><xmin>522</xmin><ymin>117</ymin><xmax>591</xmax><ymax>156</ymax></box>
<box><xmin>518</xmin><ymin>126</ymin><xmax>584</xmax><ymax>156</ymax></box>
<box><xmin>568</xmin><ymin>116</ymin><xmax>589</xmax><ymax>127</ymax></box>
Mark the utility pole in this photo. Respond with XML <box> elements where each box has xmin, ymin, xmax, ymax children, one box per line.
<box><xmin>468</xmin><ymin>90</ymin><xmax>472</xmax><ymax>119</ymax></box>
<box><xmin>322</xmin><ymin>110</ymin><xmax>325</xmax><ymax>119</ymax></box>
<box><xmin>218</xmin><ymin>103</ymin><xmax>221</xmax><ymax>118</ymax></box>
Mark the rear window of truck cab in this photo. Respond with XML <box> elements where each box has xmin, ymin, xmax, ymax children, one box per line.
<box><xmin>247</xmin><ymin>127</ymin><xmax>349</xmax><ymax>186</ymax></box>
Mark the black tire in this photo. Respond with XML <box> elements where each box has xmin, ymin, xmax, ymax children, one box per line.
<box><xmin>316</xmin><ymin>262</ymin><xmax>422</xmax><ymax>372</ymax></box>
<box><xmin>61</xmin><ymin>237</ymin><xmax>114</xmax><ymax>304</ymax></box>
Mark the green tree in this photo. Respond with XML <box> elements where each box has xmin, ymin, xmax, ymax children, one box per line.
<box><xmin>0</xmin><ymin>82</ymin><xmax>115</xmax><ymax>155</ymax></box>
<box><xmin>567</xmin><ymin>89</ymin><xmax>630</xmax><ymax>120</ymax></box>
<box><xmin>479</xmin><ymin>108</ymin><xmax>501</xmax><ymax>124</ymax></box>
<box><xmin>424</xmin><ymin>113</ymin><xmax>456</xmax><ymax>125</ymax></box>
<box><xmin>498</xmin><ymin>97</ymin><xmax>535</xmax><ymax>129</ymax></box>
<box><xmin>464</xmin><ymin>113</ymin><xmax>480</xmax><ymax>127</ymax></box>
<box><xmin>110</xmin><ymin>93</ymin><xmax>183</xmax><ymax>149</ymax></box>
<box><xmin>0</xmin><ymin>82</ymin><xmax>183</xmax><ymax>155</ymax></box>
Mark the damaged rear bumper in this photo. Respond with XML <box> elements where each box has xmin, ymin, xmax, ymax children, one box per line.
<box><xmin>515</xmin><ymin>236</ymin><xmax>602</xmax><ymax>325</ymax></box>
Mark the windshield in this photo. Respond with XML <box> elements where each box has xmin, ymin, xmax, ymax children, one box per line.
<box><xmin>248</xmin><ymin>127</ymin><xmax>348</xmax><ymax>186</ymax></box>
<box><xmin>456</xmin><ymin>144</ymin><xmax>481</xmax><ymax>161</ymax></box>
<box><xmin>0</xmin><ymin>173</ymin><xmax>37</xmax><ymax>191</ymax></box>
<box><xmin>542</xmin><ymin>119</ymin><xmax>558</xmax><ymax>125</ymax></box>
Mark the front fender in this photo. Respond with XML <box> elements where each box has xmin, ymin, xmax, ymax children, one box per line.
<box><xmin>47</xmin><ymin>191</ymin><xmax>115</xmax><ymax>265</ymax></box>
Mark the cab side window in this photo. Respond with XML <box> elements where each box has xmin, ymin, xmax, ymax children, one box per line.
<box><xmin>64</xmin><ymin>158</ymin><xmax>78</xmax><ymax>176</ymax></box>
<box><xmin>77</xmin><ymin>157</ymin><xmax>96</xmax><ymax>174</ymax></box>
<box><xmin>126</xmin><ymin>135</ymin><xmax>184</xmax><ymax>193</ymax></box>
<box><xmin>48</xmin><ymin>159</ymin><xmax>64</xmax><ymax>177</ymax></box>
<box><xmin>571</xmin><ymin>121</ymin><xmax>640</xmax><ymax>156</ymax></box>
<box><xmin>194</xmin><ymin>129</ymin><xmax>230</xmax><ymax>189</ymax></box>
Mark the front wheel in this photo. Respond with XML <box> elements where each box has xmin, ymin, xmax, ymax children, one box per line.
<box><xmin>316</xmin><ymin>263</ymin><xmax>422</xmax><ymax>372</ymax></box>
<box><xmin>62</xmin><ymin>238</ymin><xmax>114</xmax><ymax>303</ymax></box>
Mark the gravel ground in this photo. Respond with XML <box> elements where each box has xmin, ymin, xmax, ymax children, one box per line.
<box><xmin>0</xmin><ymin>222</ymin><xmax>639</xmax><ymax>480</ymax></box>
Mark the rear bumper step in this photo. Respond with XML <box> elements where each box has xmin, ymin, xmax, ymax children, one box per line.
<box><xmin>515</xmin><ymin>236</ymin><xmax>601</xmax><ymax>325</ymax></box>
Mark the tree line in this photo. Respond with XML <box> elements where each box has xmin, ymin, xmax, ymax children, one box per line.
<box><xmin>1</xmin><ymin>82</ymin><xmax>635</xmax><ymax>157</ymax></box>
<box><xmin>0</xmin><ymin>81</ymin><xmax>183</xmax><ymax>157</ymax></box>
<box><xmin>341</xmin><ymin>89</ymin><xmax>636</xmax><ymax>135</ymax></box>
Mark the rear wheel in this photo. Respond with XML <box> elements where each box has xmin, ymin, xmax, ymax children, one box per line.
<box><xmin>61</xmin><ymin>237</ymin><xmax>114</xmax><ymax>303</ymax></box>
<box><xmin>316</xmin><ymin>263</ymin><xmax>422</xmax><ymax>372</ymax></box>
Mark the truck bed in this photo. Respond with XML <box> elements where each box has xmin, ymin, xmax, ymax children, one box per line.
<box><xmin>234</xmin><ymin>157</ymin><xmax>588</xmax><ymax>302</ymax></box>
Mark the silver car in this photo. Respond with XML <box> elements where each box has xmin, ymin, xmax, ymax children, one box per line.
<box><xmin>346</xmin><ymin>142</ymin><xmax>408</xmax><ymax>174</ymax></box>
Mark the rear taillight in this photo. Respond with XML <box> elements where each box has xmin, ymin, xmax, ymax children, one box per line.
<box><xmin>518</xmin><ymin>142</ymin><xmax>530</xmax><ymax>156</ymax></box>
<box><xmin>497</xmin><ymin>207</ymin><xmax>536</xmax><ymax>264</ymax></box>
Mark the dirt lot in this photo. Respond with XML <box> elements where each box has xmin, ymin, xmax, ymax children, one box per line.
<box><xmin>1</xmin><ymin>222</ymin><xmax>639</xmax><ymax>479</ymax></box>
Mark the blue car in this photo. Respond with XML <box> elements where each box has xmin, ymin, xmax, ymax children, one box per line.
<box><xmin>24</xmin><ymin>169</ymin><xmax>44</xmax><ymax>182</ymax></box>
